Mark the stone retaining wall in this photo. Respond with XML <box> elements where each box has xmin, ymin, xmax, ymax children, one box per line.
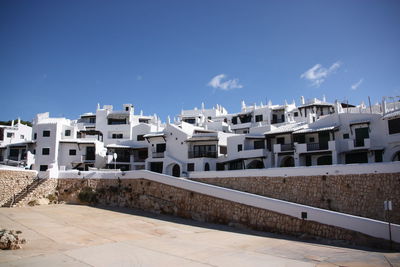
<box><xmin>0</xmin><ymin>170</ymin><xmax>37</xmax><ymax>206</ymax></box>
<box><xmin>57</xmin><ymin>178</ymin><xmax>396</xmax><ymax>250</ymax></box>
<box><xmin>15</xmin><ymin>179</ymin><xmax>58</xmax><ymax>207</ymax></box>
<box><xmin>191</xmin><ymin>173</ymin><xmax>400</xmax><ymax>224</ymax></box>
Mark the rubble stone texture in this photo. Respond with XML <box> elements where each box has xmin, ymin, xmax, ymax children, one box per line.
<box><xmin>0</xmin><ymin>229</ymin><xmax>26</xmax><ymax>250</ymax></box>
<box><xmin>57</xmin><ymin>178</ymin><xmax>396</xmax><ymax>249</ymax></box>
<box><xmin>191</xmin><ymin>173</ymin><xmax>400</xmax><ymax>224</ymax></box>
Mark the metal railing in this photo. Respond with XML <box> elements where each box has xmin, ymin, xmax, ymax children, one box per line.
<box><xmin>188</xmin><ymin>151</ymin><xmax>217</xmax><ymax>158</ymax></box>
<box><xmin>307</xmin><ymin>143</ymin><xmax>328</xmax><ymax>151</ymax></box>
<box><xmin>281</xmin><ymin>144</ymin><xmax>294</xmax><ymax>151</ymax></box>
<box><xmin>152</xmin><ymin>152</ymin><xmax>165</xmax><ymax>158</ymax></box>
<box><xmin>354</xmin><ymin>139</ymin><xmax>365</xmax><ymax>147</ymax></box>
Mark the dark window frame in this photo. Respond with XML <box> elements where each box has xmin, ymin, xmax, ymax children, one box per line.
<box><xmin>42</xmin><ymin>148</ymin><xmax>50</xmax><ymax>155</ymax></box>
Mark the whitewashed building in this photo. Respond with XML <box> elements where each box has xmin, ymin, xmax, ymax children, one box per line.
<box><xmin>3</xmin><ymin>95</ymin><xmax>399</xmax><ymax>175</ymax></box>
<box><xmin>0</xmin><ymin>119</ymin><xmax>33</xmax><ymax>167</ymax></box>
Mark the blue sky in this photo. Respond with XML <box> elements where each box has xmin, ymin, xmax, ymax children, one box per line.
<box><xmin>1</xmin><ymin>0</ymin><xmax>399</xmax><ymax>121</ymax></box>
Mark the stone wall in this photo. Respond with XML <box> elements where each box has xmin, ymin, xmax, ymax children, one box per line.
<box><xmin>15</xmin><ymin>179</ymin><xmax>58</xmax><ymax>207</ymax></box>
<box><xmin>56</xmin><ymin>178</ymin><xmax>396</xmax><ymax>250</ymax></box>
<box><xmin>0</xmin><ymin>170</ymin><xmax>37</xmax><ymax>206</ymax></box>
<box><xmin>190</xmin><ymin>173</ymin><xmax>400</xmax><ymax>224</ymax></box>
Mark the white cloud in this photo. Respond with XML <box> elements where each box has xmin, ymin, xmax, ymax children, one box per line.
<box><xmin>208</xmin><ymin>74</ymin><xmax>243</xmax><ymax>91</ymax></box>
<box><xmin>351</xmin><ymin>78</ymin><xmax>363</xmax><ymax>90</ymax></box>
<box><xmin>300</xmin><ymin>61</ymin><xmax>342</xmax><ymax>87</ymax></box>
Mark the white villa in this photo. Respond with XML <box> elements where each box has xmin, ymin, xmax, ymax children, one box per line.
<box><xmin>1</xmin><ymin>96</ymin><xmax>400</xmax><ymax>175</ymax></box>
<box><xmin>0</xmin><ymin>119</ymin><xmax>33</xmax><ymax>167</ymax></box>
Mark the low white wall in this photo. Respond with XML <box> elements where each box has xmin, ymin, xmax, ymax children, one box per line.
<box><xmin>188</xmin><ymin>162</ymin><xmax>400</xmax><ymax>178</ymax></box>
<box><xmin>56</xmin><ymin>169</ymin><xmax>400</xmax><ymax>243</ymax></box>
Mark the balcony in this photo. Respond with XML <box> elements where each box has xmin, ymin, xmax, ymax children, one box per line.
<box><xmin>152</xmin><ymin>151</ymin><xmax>165</xmax><ymax>158</ymax></box>
<box><xmin>296</xmin><ymin>141</ymin><xmax>336</xmax><ymax>153</ymax></box>
<box><xmin>273</xmin><ymin>143</ymin><xmax>294</xmax><ymax>153</ymax></box>
<box><xmin>82</xmin><ymin>155</ymin><xmax>95</xmax><ymax>162</ymax></box>
<box><xmin>346</xmin><ymin>138</ymin><xmax>371</xmax><ymax>151</ymax></box>
<box><xmin>188</xmin><ymin>151</ymin><xmax>217</xmax><ymax>159</ymax></box>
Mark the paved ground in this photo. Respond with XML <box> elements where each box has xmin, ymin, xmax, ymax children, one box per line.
<box><xmin>0</xmin><ymin>205</ymin><xmax>399</xmax><ymax>267</ymax></box>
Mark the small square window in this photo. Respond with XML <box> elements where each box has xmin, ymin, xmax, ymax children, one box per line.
<box><xmin>40</xmin><ymin>165</ymin><xmax>48</xmax><ymax>171</ymax></box>
<box><xmin>112</xmin><ymin>133</ymin><xmax>123</xmax><ymax>139</ymax></box>
<box><xmin>309</xmin><ymin>137</ymin><xmax>315</xmax><ymax>143</ymax></box>
<box><xmin>43</xmin><ymin>130</ymin><xmax>50</xmax><ymax>137</ymax></box>
<box><xmin>343</xmin><ymin>133</ymin><xmax>349</xmax><ymax>139</ymax></box>
<box><xmin>187</xmin><ymin>163</ymin><xmax>195</xmax><ymax>172</ymax></box>
<box><xmin>238</xmin><ymin>144</ymin><xmax>243</xmax><ymax>152</ymax></box>
<box><xmin>42</xmin><ymin>148</ymin><xmax>50</xmax><ymax>155</ymax></box>
<box><xmin>20</xmin><ymin>135</ymin><xmax>24</xmax><ymax>139</ymax></box>
<box><xmin>255</xmin><ymin>115</ymin><xmax>263</xmax><ymax>122</ymax></box>
<box><xmin>65</xmin><ymin>130</ymin><xmax>71</xmax><ymax>136</ymax></box>
<box><xmin>6</xmin><ymin>132</ymin><xmax>13</xmax><ymax>138</ymax></box>
<box><xmin>294</xmin><ymin>112</ymin><xmax>299</xmax><ymax>117</ymax></box>
<box><xmin>137</xmin><ymin>135</ymin><xmax>145</xmax><ymax>141</ymax></box>
<box><xmin>69</xmin><ymin>149</ymin><xmax>76</xmax><ymax>156</ymax></box>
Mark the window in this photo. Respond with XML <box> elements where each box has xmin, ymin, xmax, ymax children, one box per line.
<box><xmin>183</xmin><ymin>118</ymin><xmax>196</xmax><ymax>124</ymax></box>
<box><xmin>34</xmin><ymin>133</ymin><xmax>37</xmax><ymax>139</ymax></box>
<box><xmin>231</xmin><ymin>117</ymin><xmax>238</xmax><ymax>124</ymax></box>
<box><xmin>254</xmin><ymin>140</ymin><xmax>265</xmax><ymax>149</ymax></box>
<box><xmin>156</xmin><ymin>143</ymin><xmax>166</xmax><ymax>153</ymax></box>
<box><xmin>40</xmin><ymin>165</ymin><xmax>48</xmax><ymax>171</ymax></box>
<box><xmin>43</xmin><ymin>130</ymin><xmax>50</xmax><ymax>137</ymax></box>
<box><xmin>33</xmin><ymin>149</ymin><xmax>36</xmax><ymax>155</ymax></box>
<box><xmin>276</xmin><ymin>137</ymin><xmax>285</xmax><ymax>145</ymax></box>
<box><xmin>294</xmin><ymin>112</ymin><xmax>299</xmax><ymax>117</ymax></box>
<box><xmin>343</xmin><ymin>133</ymin><xmax>349</xmax><ymax>139</ymax></box>
<box><xmin>20</xmin><ymin>135</ymin><xmax>24</xmax><ymax>139</ymax></box>
<box><xmin>187</xmin><ymin>163</ymin><xmax>194</xmax><ymax>172</ymax></box>
<box><xmin>89</xmin><ymin>117</ymin><xmax>96</xmax><ymax>123</ymax></box>
<box><xmin>112</xmin><ymin>133</ymin><xmax>123</xmax><ymax>139</ymax></box>
<box><xmin>65</xmin><ymin>130</ymin><xmax>71</xmax><ymax>136</ymax></box>
<box><xmin>388</xmin><ymin>118</ymin><xmax>400</xmax><ymax>135</ymax></box>
<box><xmin>7</xmin><ymin>132</ymin><xmax>13</xmax><ymax>138</ymax></box>
<box><xmin>208</xmin><ymin>116</ymin><xmax>212</xmax><ymax>120</ymax></box>
<box><xmin>255</xmin><ymin>115</ymin><xmax>263</xmax><ymax>122</ymax></box>
<box><xmin>220</xmin><ymin>146</ymin><xmax>227</xmax><ymax>154</ymax></box>
<box><xmin>137</xmin><ymin>135</ymin><xmax>145</xmax><ymax>141</ymax></box>
<box><xmin>237</xmin><ymin>144</ymin><xmax>243</xmax><ymax>152</ymax></box>
<box><xmin>69</xmin><ymin>149</ymin><xmax>76</xmax><ymax>156</ymax></box>
<box><xmin>42</xmin><ymin>148</ymin><xmax>50</xmax><ymax>155</ymax></box>
<box><xmin>108</xmin><ymin>118</ymin><xmax>127</xmax><ymax>125</ymax></box>
<box><xmin>375</xmin><ymin>150</ymin><xmax>383</xmax><ymax>162</ymax></box>
<box><xmin>309</xmin><ymin>137</ymin><xmax>315</xmax><ymax>143</ymax></box>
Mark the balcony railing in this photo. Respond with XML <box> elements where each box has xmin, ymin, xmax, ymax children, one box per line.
<box><xmin>307</xmin><ymin>142</ymin><xmax>328</xmax><ymax>151</ymax></box>
<box><xmin>152</xmin><ymin>152</ymin><xmax>165</xmax><ymax>158</ymax></box>
<box><xmin>82</xmin><ymin>155</ymin><xmax>95</xmax><ymax>161</ymax></box>
<box><xmin>133</xmin><ymin>157</ymin><xmax>146</xmax><ymax>162</ymax></box>
<box><xmin>281</xmin><ymin>144</ymin><xmax>294</xmax><ymax>151</ymax></box>
<box><xmin>188</xmin><ymin>151</ymin><xmax>217</xmax><ymax>158</ymax></box>
<box><xmin>354</xmin><ymin>139</ymin><xmax>365</xmax><ymax>147</ymax></box>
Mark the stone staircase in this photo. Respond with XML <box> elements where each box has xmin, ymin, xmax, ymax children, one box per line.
<box><xmin>1</xmin><ymin>178</ymin><xmax>47</xmax><ymax>208</ymax></box>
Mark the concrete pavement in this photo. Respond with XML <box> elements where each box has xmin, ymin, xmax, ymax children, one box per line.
<box><xmin>0</xmin><ymin>205</ymin><xmax>398</xmax><ymax>267</ymax></box>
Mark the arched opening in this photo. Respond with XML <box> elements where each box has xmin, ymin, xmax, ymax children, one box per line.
<box><xmin>392</xmin><ymin>151</ymin><xmax>400</xmax><ymax>161</ymax></box>
<box><xmin>317</xmin><ymin>155</ymin><xmax>332</xmax><ymax>165</ymax></box>
<box><xmin>172</xmin><ymin>164</ymin><xmax>180</xmax><ymax>177</ymax></box>
<box><xmin>204</xmin><ymin>163</ymin><xmax>210</xmax><ymax>171</ymax></box>
<box><xmin>280</xmin><ymin>156</ymin><xmax>294</xmax><ymax>167</ymax></box>
<box><xmin>247</xmin><ymin>160</ymin><xmax>264</xmax><ymax>169</ymax></box>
